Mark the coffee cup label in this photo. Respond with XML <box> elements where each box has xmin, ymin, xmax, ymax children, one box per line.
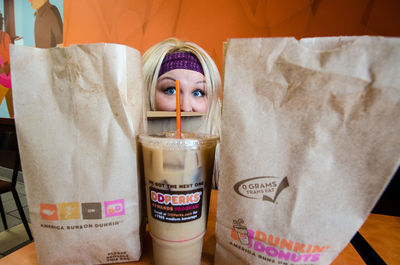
<box><xmin>149</xmin><ymin>187</ymin><xmax>203</xmax><ymax>223</ymax></box>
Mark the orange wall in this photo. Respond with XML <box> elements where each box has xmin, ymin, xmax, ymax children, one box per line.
<box><xmin>63</xmin><ymin>0</ymin><xmax>400</xmax><ymax>73</ymax></box>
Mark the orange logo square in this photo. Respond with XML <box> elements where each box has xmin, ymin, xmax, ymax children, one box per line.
<box><xmin>59</xmin><ymin>202</ymin><xmax>80</xmax><ymax>220</ymax></box>
<box><xmin>40</xmin><ymin>204</ymin><xmax>58</xmax><ymax>220</ymax></box>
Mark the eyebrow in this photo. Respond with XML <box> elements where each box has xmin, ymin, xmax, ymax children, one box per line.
<box><xmin>158</xmin><ymin>77</ymin><xmax>206</xmax><ymax>84</ymax></box>
<box><xmin>158</xmin><ymin>76</ymin><xmax>176</xmax><ymax>82</ymax></box>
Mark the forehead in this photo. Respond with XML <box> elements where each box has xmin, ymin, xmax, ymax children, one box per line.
<box><xmin>157</xmin><ymin>69</ymin><xmax>205</xmax><ymax>83</ymax></box>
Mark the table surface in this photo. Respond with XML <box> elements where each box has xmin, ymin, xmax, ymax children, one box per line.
<box><xmin>1</xmin><ymin>190</ymin><xmax>399</xmax><ymax>265</ymax></box>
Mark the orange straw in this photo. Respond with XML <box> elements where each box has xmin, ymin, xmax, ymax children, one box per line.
<box><xmin>175</xmin><ymin>80</ymin><xmax>181</xmax><ymax>138</ymax></box>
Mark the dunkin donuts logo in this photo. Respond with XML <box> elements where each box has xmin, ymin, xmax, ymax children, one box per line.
<box><xmin>40</xmin><ymin>199</ymin><xmax>125</xmax><ymax>221</ymax></box>
<box><xmin>104</xmin><ymin>199</ymin><xmax>125</xmax><ymax>217</ymax></box>
<box><xmin>230</xmin><ymin>218</ymin><xmax>330</xmax><ymax>263</ymax></box>
<box><xmin>234</xmin><ymin>176</ymin><xmax>289</xmax><ymax>202</ymax></box>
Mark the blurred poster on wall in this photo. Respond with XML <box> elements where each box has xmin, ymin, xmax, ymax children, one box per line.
<box><xmin>0</xmin><ymin>0</ymin><xmax>63</xmax><ymax>118</ymax></box>
<box><xmin>63</xmin><ymin>0</ymin><xmax>400</xmax><ymax>75</ymax></box>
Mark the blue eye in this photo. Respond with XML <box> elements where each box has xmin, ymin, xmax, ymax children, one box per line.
<box><xmin>192</xmin><ymin>89</ymin><xmax>205</xmax><ymax>97</ymax></box>
<box><xmin>163</xmin><ymin>87</ymin><xmax>176</xmax><ymax>95</ymax></box>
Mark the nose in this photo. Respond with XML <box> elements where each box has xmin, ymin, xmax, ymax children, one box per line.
<box><xmin>180</xmin><ymin>93</ymin><xmax>193</xmax><ymax>112</ymax></box>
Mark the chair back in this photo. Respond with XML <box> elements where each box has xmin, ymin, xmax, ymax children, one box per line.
<box><xmin>0</xmin><ymin>118</ymin><xmax>20</xmax><ymax>187</ymax></box>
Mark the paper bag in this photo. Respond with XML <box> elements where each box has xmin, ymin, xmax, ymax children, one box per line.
<box><xmin>11</xmin><ymin>43</ymin><xmax>146</xmax><ymax>264</ymax></box>
<box><xmin>215</xmin><ymin>37</ymin><xmax>400</xmax><ymax>264</ymax></box>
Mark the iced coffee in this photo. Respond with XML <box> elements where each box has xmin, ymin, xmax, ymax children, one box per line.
<box><xmin>139</xmin><ymin>132</ymin><xmax>218</xmax><ymax>265</ymax></box>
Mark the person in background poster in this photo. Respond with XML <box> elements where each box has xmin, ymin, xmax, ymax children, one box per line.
<box><xmin>28</xmin><ymin>0</ymin><xmax>63</xmax><ymax>48</ymax></box>
<box><xmin>0</xmin><ymin>13</ymin><xmax>10</xmax><ymax>76</ymax></box>
<box><xmin>0</xmin><ymin>12</ymin><xmax>12</xmax><ymax>113</ymax></box>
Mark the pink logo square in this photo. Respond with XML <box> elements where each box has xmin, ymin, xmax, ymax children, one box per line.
<box><xmin>104</xmin><ymin>199</ymin><xmax>125</xmax><ymax>217</ymax></box>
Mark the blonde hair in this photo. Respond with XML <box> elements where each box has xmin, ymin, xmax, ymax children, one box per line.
<box><xmin>142</xmin><ymin>37</ymin><xmax>221</xmax><ymax>136</ymax></box>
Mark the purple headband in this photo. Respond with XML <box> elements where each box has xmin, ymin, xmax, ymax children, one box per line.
<box><xmin>158</xmin><ymin>52</ymin><xmax>204</xmax><ymax>77</ymax></box>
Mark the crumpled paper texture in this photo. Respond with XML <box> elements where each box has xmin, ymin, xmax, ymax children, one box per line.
<box><xmin>215</xmin><ymin>36</ymin><xmax>400</xmax><ymax>265</ymax></box>
<box><xmin>11</xmin><ymin>43</ymin><xmax>146</xmax><ymax>265</ymax></box>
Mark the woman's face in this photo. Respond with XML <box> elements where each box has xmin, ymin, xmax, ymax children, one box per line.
<box><xmin>155</xmin><ymin>69</ymin><xmax>208</xmax><ymax>112</ymax></box>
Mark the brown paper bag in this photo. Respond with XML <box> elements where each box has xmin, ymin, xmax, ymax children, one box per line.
<box><xmin>11</xmin><ymin>43</ymin><xmax>146</xmax><ymax>264</ymax></box>
<box><xmin>215</xmin><ymin>36</ymin><xmax>400</xmax><ymax>264</ymax></box>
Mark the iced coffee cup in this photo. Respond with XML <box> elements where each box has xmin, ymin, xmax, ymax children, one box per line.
<box><xmin>139</xmin><ymin>131</ymin><xmax>219</xmax><ymax>265</ymax></box>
